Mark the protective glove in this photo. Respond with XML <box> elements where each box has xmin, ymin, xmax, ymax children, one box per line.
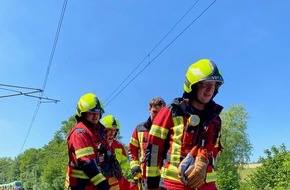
<box><xmin>185</xmin><ymin>148</ymin><xmax>209</xmax><ymax>189</ymax></box>
<box><xmin>131</xmin><ymin>166</ymin><xmax>142</xmax><ymax>182</ymax></box>
<box><xmin>178</xmin><ymin>146</ymin><xmax>199</xmax><ymax>184</ymax></box>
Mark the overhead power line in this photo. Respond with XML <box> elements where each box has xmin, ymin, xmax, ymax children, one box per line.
<box><xmin>103</xmin><ymin>0</ymin><xmax>201</xmax><ymax>105</ymax></box>
<box><xmin>19</xmin><ymin>0</ymin><xmax>68</xmax><ymax>154</ymax></box>
<box><xmin>104</xmin><ymin>0</ymin><xmax>217</xmax><ymax>106</ymax></box>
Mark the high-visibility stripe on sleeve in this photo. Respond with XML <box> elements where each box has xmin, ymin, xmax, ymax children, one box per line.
<box><xmin>130</xmin><ymin>160</ymin><xmax>140</xmax><ymax>169</ymax></box>
<box><xmin>149</xmin><ymin>124</ymin><xmax>168</xmax><ymax>140</ymax></box>
<box><xmin>91</xmin><ymin>173</ymin><xmax>107</xmax><ymax>186</ymax></box>
<box><xmin>130</xmin><ymin>137</ymin><xmax>139</xmax><ymax>147</ymax></box>
<box><xmin>206</xmin><ymin>170</ymin><xmax>217</xmax><ymax>183</ymax></box>
<box><xmin>170</xmin><ymin>117</ymin><xmax>184</xmax><ymax>165</ymax></box>
<box><xmin>71</xmin><ymin>168</ymin><xmax>106</xmax><ymax>185</ymax></box>
<box><xmin>146</xmin><ymin>166</ymin><xmax>160</xmax><ymax>177</ymax></box>
<box><xmin>160</xmin><ymin>166</ymin><xmax>180</xmax><ymax>181</ymax></box>
<box><xmin>75</xmin><ymin>146</ymin><xmax>94</xmax><ymax>159</ymax></box>
<box><xmin>71</xmin><ymin>169</ymin><xmax>89</xmax><ymax>179</ymax></box>
<box><xmin>64</xmin><ymin>169</ymin><xmax>70</xmax><ymax>189</ymax></box>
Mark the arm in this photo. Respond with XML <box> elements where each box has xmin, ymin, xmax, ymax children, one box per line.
<box><xmin>128</xmin><ymin>127</ymin><xmax>142</xmax><ymax>177</ymax></box>
<box><xmin>71</xmin><ymin>130</ymin><xmax>110</xmax><ymax>189</ymax></box>
<box><xmin>145</xmin><ymin>107</ymin><xmax>173</xmax><ymax>189</ymax></box>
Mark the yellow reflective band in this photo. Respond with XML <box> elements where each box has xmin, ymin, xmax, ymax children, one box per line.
<box><xmin>71</xmin><ymin>169</ymin><xmax>89</xmax><ymax>179</ymax></box>
<box><xmin>108</xmin><ymin>177</ymin><xmax>118</xmax><ymax>185</ymax></box>
<box><xmin>64</xmin><ymin>171</ymin><xmax>70</xmax><ymax>189</ymax></box>
<box><xmin>110</xmin><ymin>185</ymin><xmax>120</xmax><ymax>190</ymax></box>
<box><xmin>130</xmin><ymin>160</ymin><xmax>140</xmax><ymax>169</ymax></box>
<box><xmin>149</xmin><ymin>124</ymin><xmax>168</xmax><ymax>140</ymax></box>
<box><xmin>137</xmin><ymin>131</ymin><xmax>144</xmax><ymax>145</ymax></box>
<box><xmin>91</xmin><ymin>173</ymin><xmax>106</xmax><ymax>186</ymax></box>
<box><xmin>169</xmin><ymin>117</ymin><xmax>184</xmax><ymax>166</ymax></box>
<box><xmin>130</xmin><ymin>137</ymin><xmax>139</xmax><ymax>147</ymax></box>
<box><xmin>206</xmin><ymin>170</ymin><xmax>217</xmax><ymax>183</ymax></box>
<box><xmin>215</xmin><ymin>132</ymin><xmax>221</xmax><ymax>148</ymax></box>
<box><xmin>75</xmin><ymin>146</ymin><xmax>94</xmax><ymax>159</ymax></box>
<box><xmin>161</xmin><ymin>166</ymin><xmax>180</xmax><ymax>181</ymax></box>
<box><xmin>146</xmin><ymin>166</ymin><xmax>160</xmax><ymax>177</ymax></box>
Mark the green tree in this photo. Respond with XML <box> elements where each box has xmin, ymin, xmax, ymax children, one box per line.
<box><xmin>0</xmin><ymin>157</ymin><xmax>13</xmax><ymax>183</ymax></box>
<box><xmin>216</xmin><ymin>105</ymin><xmax>252</xmax><ymax>190</ymax></box>
<box><xmin>18</xmin><ymin>148</ymin><xmax>40</xmax><ymax>189</ymax></box>
<box><xmin>248</xmin><ymin>144</ymin><xmax>290</xmax><ymax>189</ymax></box>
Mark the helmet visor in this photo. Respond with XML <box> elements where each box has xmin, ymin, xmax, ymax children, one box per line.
<box><xmin>88</xmin><ymin>107</ymin><xmax>104</xmax><ymax>114</ymax></box>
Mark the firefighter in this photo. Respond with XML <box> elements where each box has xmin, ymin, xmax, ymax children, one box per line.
<box><xmin>128</xmin><ymin>98</ymin><xmax>166</xmax><ymax>185</ymax></box>
<box><xmin>65</xmin><ymin>93</ymin><xmax>110</xmax><ymax>190</ymax></box>
<box><xmin>101</xmin><ymin>114</ymin><xmax>130</xmax><ymax>190</ymax></box>
<box><xmin>145</xmin><ymin>59</ymin><xmax>224</xmax><ymax>190</ymax></box>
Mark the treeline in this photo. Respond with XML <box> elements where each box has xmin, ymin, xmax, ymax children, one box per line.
<box><xmin>0</xmin><ymin>105</ymin><xmax>289</xmax><ymax>189</ymax></box>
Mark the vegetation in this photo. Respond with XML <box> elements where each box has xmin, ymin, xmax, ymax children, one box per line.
<box><xmin>0</xmin><ymin>106</ymin><xmax>289</xmax><ymax>189</ymax></box>
<box><xmin>216</xmin><ymin>105</ymin><xmax>252</xmax><ymax>189</ymax></box>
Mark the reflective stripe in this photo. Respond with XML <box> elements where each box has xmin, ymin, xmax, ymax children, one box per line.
<box><xmin>71</xmin><ymin>169</ymin><xmax>89</xmax><ymax>179</ymax></box>
<box><xmin>214</xmin><ymin>131</ymin><xmax>221</xmax><ymax>148</ymax></box>
<box><xmin>149</xmin><ymin>124</ymin><xmax>168</xmax><ymax>140</ymax></box>
<box><xmin>130</xmin><ymin>137</ymin><xmax>139</xmax><ymax>147</ymax></box>
<box><xmin>146</xmin><ymin>166</ymin><xmax>160</xmax><ymax>177</ymax></box>
<box><xmin>130</xmin><ymin>160</ymin><xmax>140</xmax><ymax>169</ymax></box>
<box><xmin>71</xmin><ymin>169</ymin><xmax>106</xmax><ymax>185</ymax></box>
<box><xmin>91</xmin><ymin>173</ymin><xmax>106</xmax><ymax>186</ymax></box>
<box><xmin>108</xmin><ymin>177</ymin><xmax>119</xmax><ymax>187</ymax></box>
<box><xmin>75</xmin><ymin>146</ymin><xmax>94</xmax><ymax>159</ymax></box>
<box><xmin>137</xmin><ymin>131</ymin><xmax>145</xmax><ymax>159</ymax></box>
<box><xmin>64</xmin><ymin>172</ymin><xmax>70</xmax><ymax>189</ymax></box>
<box><xmin>160</xmin><ymin>166</ymin><xmax>180</xmax><ymax>181</ymax></box>
<box><xmin>64</xmin><ymin>166</ymin><xmax>70</xmax><ymax>189</ymax></box>
<box><xmin>170</xmin><ymin>117</ymin><xmax>184</xmax><ymax>166</ymax></box>
<box><xmin>206</xmin><ymin>170</ymin><xmax>217</xmax><ymax>183</ymax></box>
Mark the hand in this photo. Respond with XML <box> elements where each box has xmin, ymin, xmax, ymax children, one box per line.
<box><xmin>131</xmin><ymin>166</ymin><xmax>142</xmax><ymax>182</ymax></box>
<box><xmin>185</xmin><ymin>148</ymin><xmax>209</xmax><ymax>189</ymax></box>
<box><xmin>177</xmin><ymin>153</ymin><xmax>195</xmax><ymax>184</ymax></box>
<box><xmin>133</xmin><ymin>172</ymin><xmax>143</xmax><ymax>182</ymax></box>
<box><xmin>178</xmin><ymin>146</ymin><xmax>199</xmax><ymax>184</ymax></box>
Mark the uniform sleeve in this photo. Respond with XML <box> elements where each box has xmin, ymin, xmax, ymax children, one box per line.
<box><xmin>128</xmin><ymin>127</ymin><xmax>141</xmax><ymax>170</ymax></box>
<box><xmin>145</xmin><ymin>107</ymin><xmax>173</xmax><ymax>188</ymax></box>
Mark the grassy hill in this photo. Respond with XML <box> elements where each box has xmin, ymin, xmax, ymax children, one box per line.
<box><xmin>239</xmin><ymin>163</ymin><xmax>262</xmax><ymax>181</ymax></box>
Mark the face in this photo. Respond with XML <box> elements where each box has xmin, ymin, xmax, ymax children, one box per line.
<box><xmin>149</xmin><ymin>105</ymin><xmax>163</xmax><ymax>121</ymax></box>
<box><xmin>85</xmin><ymin>112</ymin><xmax>101</xmax><ymax>124</ymax></box>
<box><xmin>195</xmin><ymin>80</ymin><xmax>217</xmax><ymax>106</ymax></box>
<box><xmin>106</xmin><ymin>128</ymin><xmax>117</xmax><ymax>140</ymax></box>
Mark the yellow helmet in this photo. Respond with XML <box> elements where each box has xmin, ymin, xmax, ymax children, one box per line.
<box><xmin>76</xmin><ymin>93</ymin><xmax>104</xmax><ymax>117</ymax></box>
<box><xmin>101</xmin><ymin>115</ymin><xmax>120</xmax><ymax>130</ymax></box>
<box><xmin>184</xmin><ymin>59</ymin><xmax>224</xmax><ymax>93</ymax></box>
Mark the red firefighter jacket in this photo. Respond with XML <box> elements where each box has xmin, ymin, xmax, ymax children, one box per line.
<box><xmin>145</xmin><ymin>98</ymin><xmax>223</xmax><ymax>190</ymax></box>
<box><xmin>128</xmin><ymin>117</ymin><xmax>152</xmax><ymax>179</ymax></box>
<box><xmin>65</xmin><ymin>121</ymin><xmax>108</xmax><ymax>190</ymax></box>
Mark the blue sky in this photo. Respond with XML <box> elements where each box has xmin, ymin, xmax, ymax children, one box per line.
<box><xmin>1</xmin><ymin>1</ymin><xmax>289</xmax><ymax>162</ymax></box>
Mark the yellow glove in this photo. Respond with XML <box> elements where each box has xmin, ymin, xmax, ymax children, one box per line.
<box><xmin>133</xmin><ymin>172</ymin><xmax>142</xmax><ymax>182</ymax></box>
<box><xmin>185</xmin><ymin>148</ymin><xmax>209</xmax><ymax>189</ymax></box>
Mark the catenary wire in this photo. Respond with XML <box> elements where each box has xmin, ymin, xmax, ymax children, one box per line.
<box><xmin>103</xmin><ymin>0</ymin><xmax>200</xmax><ymax>105</ymax></box>
<box><xmin>19</xmin><ymin>0</ymin><xmax>68</xmax><ymax>154</ymax></box>
<box><xmin>104</xmin><ymin>0</ymin><xmax>217</xmax><ymax>106</ymax></box>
